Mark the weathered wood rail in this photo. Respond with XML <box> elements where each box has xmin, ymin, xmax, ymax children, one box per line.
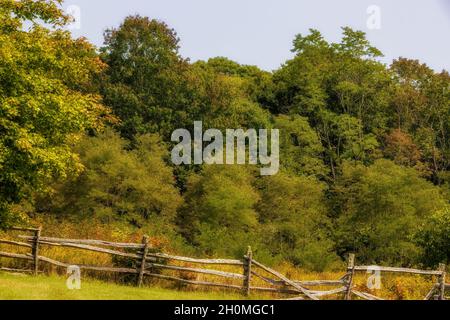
<box><xmin>0</xmin><ymin>226</ymin><xmax>447</xmax><ymax>300</ymax></box>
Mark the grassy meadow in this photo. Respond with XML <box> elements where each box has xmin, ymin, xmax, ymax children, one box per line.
<box><xmin>0</xmin><ymin>272</ymin><xmax>244</xmax><ymax>300</ymax></box>
<box><xmin>0</xmin><ymin>221</ymin><xmax>445</xmax><ymax>300</ymax></box>
<box><xmin>0</xmin><ymin>267</ymin><xmax>441</xmax><ymax>300</ymax></box>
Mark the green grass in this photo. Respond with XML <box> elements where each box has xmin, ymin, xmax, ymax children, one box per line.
<box><xmin>0</xmin><ymin>272</ymin><xmax>245</xmax><ymax>300</ymax></box>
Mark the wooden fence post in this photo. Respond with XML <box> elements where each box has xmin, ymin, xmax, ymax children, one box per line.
<box><xmin>137</xmin><ymin>235</ymin><xmax>149</xmax><ymax>287</ymax></box>
<box><xmin>344</xmin><ymin>253</ymin><xmax>355</xmax><ymax>300</ymax></box>
<box><xmin>243</xmin><ymin>246</ymin><xmax>252</xmax><ymax>296</ymax></box>
<box><xmin>32</xmin><ymin>226</ymin><xmax>42</xmax><ymax>276</ymax></box>
<box><xmin>438</xmin><ymin>263</ymin><xmax>446</xmax><ymax>300</ymax></box>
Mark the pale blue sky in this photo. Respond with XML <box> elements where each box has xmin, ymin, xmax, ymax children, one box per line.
<box><xmin>65</xmin><ymin>0</ymin><xmax>449</xmax><ymax>72</ymax></box>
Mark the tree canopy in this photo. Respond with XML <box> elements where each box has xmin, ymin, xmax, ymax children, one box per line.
<box><xmin>1</xmin><ymin>1</ymin><xmax>449</xmax><ymax>269</ymax></box>
<box><xmin>0</xmin><ymin>0</ymin><xmax>111</xmax><ymax>225</ymax></box>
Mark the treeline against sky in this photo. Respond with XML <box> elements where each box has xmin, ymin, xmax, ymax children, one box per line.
<box><xmin>0</xmin><ymin>1</ymin><xmax>449</xmax><ymax>270</ymax></box>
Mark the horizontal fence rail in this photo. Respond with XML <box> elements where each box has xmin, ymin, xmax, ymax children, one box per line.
<box><xmin>19</xmin><ymin>236</ymin><xmax>144</xmax><ymax>249</ymax></box>
<box><xmin>0</xmin><ymin>226</ymin><xmax>448</xmax><ymax>300</ymax></box>
<box><xmin>351</xmin><ymin>265</ymin><xmax>443</xmax><ymax>276</ymax></box>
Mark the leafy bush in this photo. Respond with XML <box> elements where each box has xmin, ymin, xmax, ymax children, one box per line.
<box><xmin>331</xmin><ymin>159</ymin><xmax>448</xmax><ymax>265</ymax></box>
<box><xmin>256</xmin><ymin>173</ymin><xmax>338</xmax><ymax>271</ymax></box>
<box><xmin>178</xmin><ymin>165</ymin><xmax>260</xmax><ymax>257</ymax></box>
<box><xmin>37</xmin><ymin>129</ymin><xmax>182</xmax><ymax>232</ymax></box>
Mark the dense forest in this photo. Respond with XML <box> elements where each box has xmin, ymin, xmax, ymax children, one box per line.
<box><xmin>0</xmin><ymin>0</ymin><xmax>449</xmax><ymax>271</ymax></box>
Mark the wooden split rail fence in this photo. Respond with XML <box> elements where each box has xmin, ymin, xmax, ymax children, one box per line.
<box><xmin>0</xmin><ymin>227</ymin><xmax>448</xmax><ymax>300</ymax></box>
